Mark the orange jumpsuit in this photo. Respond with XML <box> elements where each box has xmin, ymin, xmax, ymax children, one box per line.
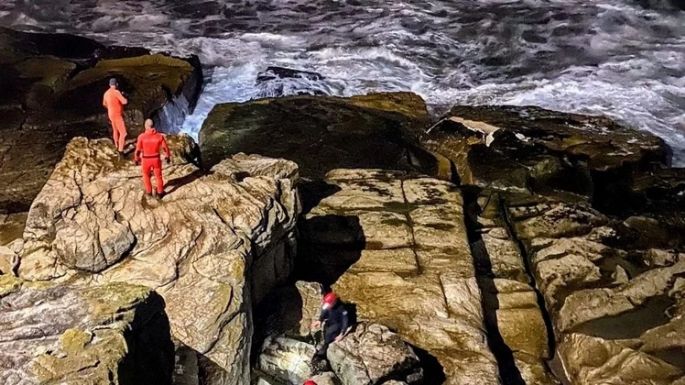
<box><xmin>134</xmin><ymin>128</ymin><xmax>171</xmax><ymax>195</ymax></box>
<box><xmin>102</xmin><ymin>87</ymin><xmax>128</xmax><ymax>151</ymax></box>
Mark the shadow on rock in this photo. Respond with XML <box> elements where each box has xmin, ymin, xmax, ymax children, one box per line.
<box><xmin>296</xmin><ymin>215</ymin><xmax>365</xmax><ymax>287</ymax></box>
<box><xmin>462</xmin><ymin>186</ymin><xmax>526</xmax><ymax>385</ymax></box>
<box><xmin>165</xmin><ymin>169</ymin><xmax>209</xmax><ymax>195</ymax></box>
<box><xmin>296</xmin><ymin>180</ymin><xmax>365</xmax><ymax>287</ymax></box>
<box><xmin>117</xmin><ymin>291</ymin><xmax>175</xmax><ymax>385</ymax></box>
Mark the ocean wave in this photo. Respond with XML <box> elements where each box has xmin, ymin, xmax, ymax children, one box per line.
<box><xmin>1</xmin><ymin>0</ymin><xmax>684</xmax><ymax>163</ymax></box>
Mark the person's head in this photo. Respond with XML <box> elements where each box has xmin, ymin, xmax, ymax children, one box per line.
<box><xmin>322</xmin><ymin>292</ymin><xmax>337</xmax><ymax>310</ymax></box>
<box><xmin>109</xmin><ymin>78</ymin><xmax>118</xmax><ymax>88</ymax></box>
<box><xmin>144</xmin><ymin>119</ymin><xmax>155</xmax><ymax>131</ymax></box>
<box><xmin>303</xmin><ymin>381</ymin><xmax>317</xmax><ymax>385</ymax></box>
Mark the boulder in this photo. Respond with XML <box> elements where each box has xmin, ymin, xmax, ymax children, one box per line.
<box><xmin>300</xmin><ymin>169</ymin><xmax>500</xmax><ymax>385</ymax></box>
<box><xmin>255</xmin><ymin>66</ymin><xmax>327</xmax><ymax>97</ymax></box>
<box><xmin>257</xmin><ymin>335</ymin><xmax>317</xmax><ymax>384</ymax></box>
<box><xmin>256</xmin><ymin>67</ymin><xmax>324</xmax><ymax>83</ymax></box>
<box><xmin>199</xmin><ymin>93</ymin><xmax>429</xmax><ymax>178</ymax></box>
<box><xmin>0</xmin><ymin>27</ymin><xmax>201</xmax><ymax>213</ymax></box>
<box><xmin>327</xmin><ymin>323</ymin><xmax>422</xmax><ymax>385</ymax></box>
<box><xmin>421</xmin><ymin>105</ymin><xmax>671</xmax><ymax>210</ymax></box>
<box><xmin>0</xmin><ymin>275</ymin><xmax>173</xmax><ymax>385</ymax></box>
<box><xmin>15</xmin><ymin>136</ymin><xmax>300</xmax><ymax>385</ymax></box>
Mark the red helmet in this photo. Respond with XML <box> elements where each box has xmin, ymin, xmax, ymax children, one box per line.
<box><xmin>323</xmin><ymin>292</ymin><xmax>338</xmax><ymax>306</ymax></box>
<box><xmin>304</xmin><ymin>381</ymin><xmax>317</xmax><ymax>385</ymax></box>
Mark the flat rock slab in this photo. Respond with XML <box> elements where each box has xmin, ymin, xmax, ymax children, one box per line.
<box><xmin>0</xmin><ymin>276</ymin><xmax>172</xmax><ymax>385</ymax></box>
<box><xmin>300</xmin><ymin>169</ymin><xmax>499</xmax><ymax>385</ymax></box>
<box><xmin>15</xmin><ymin>137</ymin><xmax>300</xmax><ymax>385</ymax></box>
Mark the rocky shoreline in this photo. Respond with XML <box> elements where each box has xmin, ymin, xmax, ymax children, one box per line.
<box><xmin>1</xmin><ymin>28</ymin><xmax>684</xmax><ymax>385</ymax></box>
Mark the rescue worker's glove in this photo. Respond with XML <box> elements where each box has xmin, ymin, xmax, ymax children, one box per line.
<box><xmin>134</xmin><ymin>158</ymin><xmax>140</xmax><ymax>165</ymax></box>
<box><xmin>166</xmin><ymin>157</ymin><xmax>171</xmax><ymax>165</ymax></box>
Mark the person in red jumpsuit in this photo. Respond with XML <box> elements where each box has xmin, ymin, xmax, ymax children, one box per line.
<box><xmin>303</xmin><ymin>381</ymin><xmax>317</xmax><ymax>385</ymax></box>
<box><xmin>102</xmin><ymin>78</ymin><xmax>129</xmax><ymax>152</ymax></box>
<box><xmin>134</xmin><ymin>119</ymin><xmax>171</xmax><ymax>198</ymax></box>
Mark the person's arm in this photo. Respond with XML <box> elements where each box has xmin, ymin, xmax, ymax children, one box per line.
<box><xmin>103</xmin><ymin>94</ymin><xmax>108</xmax><ymax>109</ymax></box>
<box><xmin>161</xmin><ymin>135</ymin><xmax>171</xmax><ymax>162</ymax></box>
<box><xmin>117</xmin><ymin>90</ymin><xmax>128</xmax><ymax>105</ymax></box>
<box><xmin>319</xmin><ymin>308</ymin><xmax>329</xmax><ymax>322</ymax></box>
<box><xmin>334</xmin><ymin>308</ymin><xmax>350</xmax><ymax>342</ymax></box>
<box><xmin>134</xmin><ymin>136</ymin><xmax>143</xmax><ymax>164</ymax></box>
<box><xmin>312</xmin><ymin>308</ymin><xmax>328</xmax><ymax>329</ymax></box>
<box><xmin>340</xmin><ymin>308</ymin><xmax>349</xmax><ymax>333</ymax></box>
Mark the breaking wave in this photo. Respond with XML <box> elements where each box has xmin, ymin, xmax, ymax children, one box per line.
<box><xmin>1</xmin><ymin>0</ymin><xmax>684</xmax><ymax>163</ymax></box>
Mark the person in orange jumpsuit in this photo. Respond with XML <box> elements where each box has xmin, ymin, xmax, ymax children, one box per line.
<box><xmin>102</xmin><ymin>78</ymin><xmax>128</xmax><ymax>152</ymax></box>
<box><xmin>134</xmin><ymin>119</ymin><xmax>171</xmax><ymax>198</ymax></box>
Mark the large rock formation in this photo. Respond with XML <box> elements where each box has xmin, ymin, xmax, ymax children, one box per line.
<box><xmin>0</xmin><ymin>275</ymin><xmax>173</xmax><ymax>385</ymax></box>
<box><xmin>199</xmin><ymin>93</ymin><xmax>430</xmax><ymax>178</ymax></box>
<box><xmin>299</xmin><ymin>169</ymin><xmax>500</xmax><ymax>384</ymax></box>
<box><xmin>506</xmin><ymin>199</ymin><xmax>685</xmax><ymax>385</ymax></box>
<box><xmin>13</xmin><ymin>136</ymin><xmax>300</xmax><ymax>385</ymax></box>
<box><xmin>0</xmin><ymin>27</ymin><xmax>201</xmax><ymax>213</ymax></box>
<box><xmin>423</xmin><ymin>105</ymin><xmax>685</xmax><ymax>385</ymax></box>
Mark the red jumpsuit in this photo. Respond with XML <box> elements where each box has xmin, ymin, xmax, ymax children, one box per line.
<box><xmin>134</xmin><ymin>128</ymin><xmax>171</xmax><ymax>195</ymax></box>
<box><xmin>102</xmin><ymin>87</ymin><xmax>128</xmax><ymax>151</ymax></box>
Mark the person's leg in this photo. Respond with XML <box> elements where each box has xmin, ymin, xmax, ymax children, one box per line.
<box><xmin>153</xmin><ymin>159</ymin><xmax>164</xmax><ymax>194</ymax></box>
<box><xmin>315</xmin><ymin>326</ymin><xmax>339</xmax><ymax>358</ymax></box>
<box><xmin>314</xmin><ymin>340</ymin><xmax>331</xmax><ymax>359</ymax></box>
<box><xmin>112</xmin><ymin>115</ymin><xmax>127</xmax><ymax>151</ymax></box>
<box><xmin>110</xmin><ymin>117</ymin><xmax>119</xmax><ymax>148</ymax></box>
<box><xmin>141</xmin><ymin>160</ymin><xmax>153</xmax><ymax>194</ymax></box>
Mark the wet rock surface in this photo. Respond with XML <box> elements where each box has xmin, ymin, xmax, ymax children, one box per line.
<box><xmin>0</xmin><ymin>27</ymin><xmax>201</xmax><ymax>213</ymax></box>
<box><xmin>299</xmin><ymin>169</ymin><xmax>500</xmax><ymax>385</ymax></box>
<box><xmin>0</xmin><ymin>275</ymin><xmax>173</xmax><ymax>385</ymax></box>
<box><xmin>13</xmin><ymin>136</ymin><xmax>300</xmax><ymax>385</ymax></box>
<box><xmin>199</xmin><ymin>92</ymin><xmax>429</xmax><ymax>178</ymax></box>
<box><xmin>255</xmin><ymin>66</ymin><xmax>327</xmax><ymax>97</ymax></box>
<box><xmin>421</xmin><ymin>105</ymin><xmax>672</xmax><ymax>212</ymax></box>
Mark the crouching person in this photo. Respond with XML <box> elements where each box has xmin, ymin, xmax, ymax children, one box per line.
<box><xmin>311</xmin><ymin>291</ymin><xmax>350</xmax><ymax>360</ymax></box>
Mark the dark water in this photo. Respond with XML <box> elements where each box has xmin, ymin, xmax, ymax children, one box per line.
<box><xmin>1</xmin><ymin>0</ymin><xmax>684</xmax><ymax>164</ymax></box>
